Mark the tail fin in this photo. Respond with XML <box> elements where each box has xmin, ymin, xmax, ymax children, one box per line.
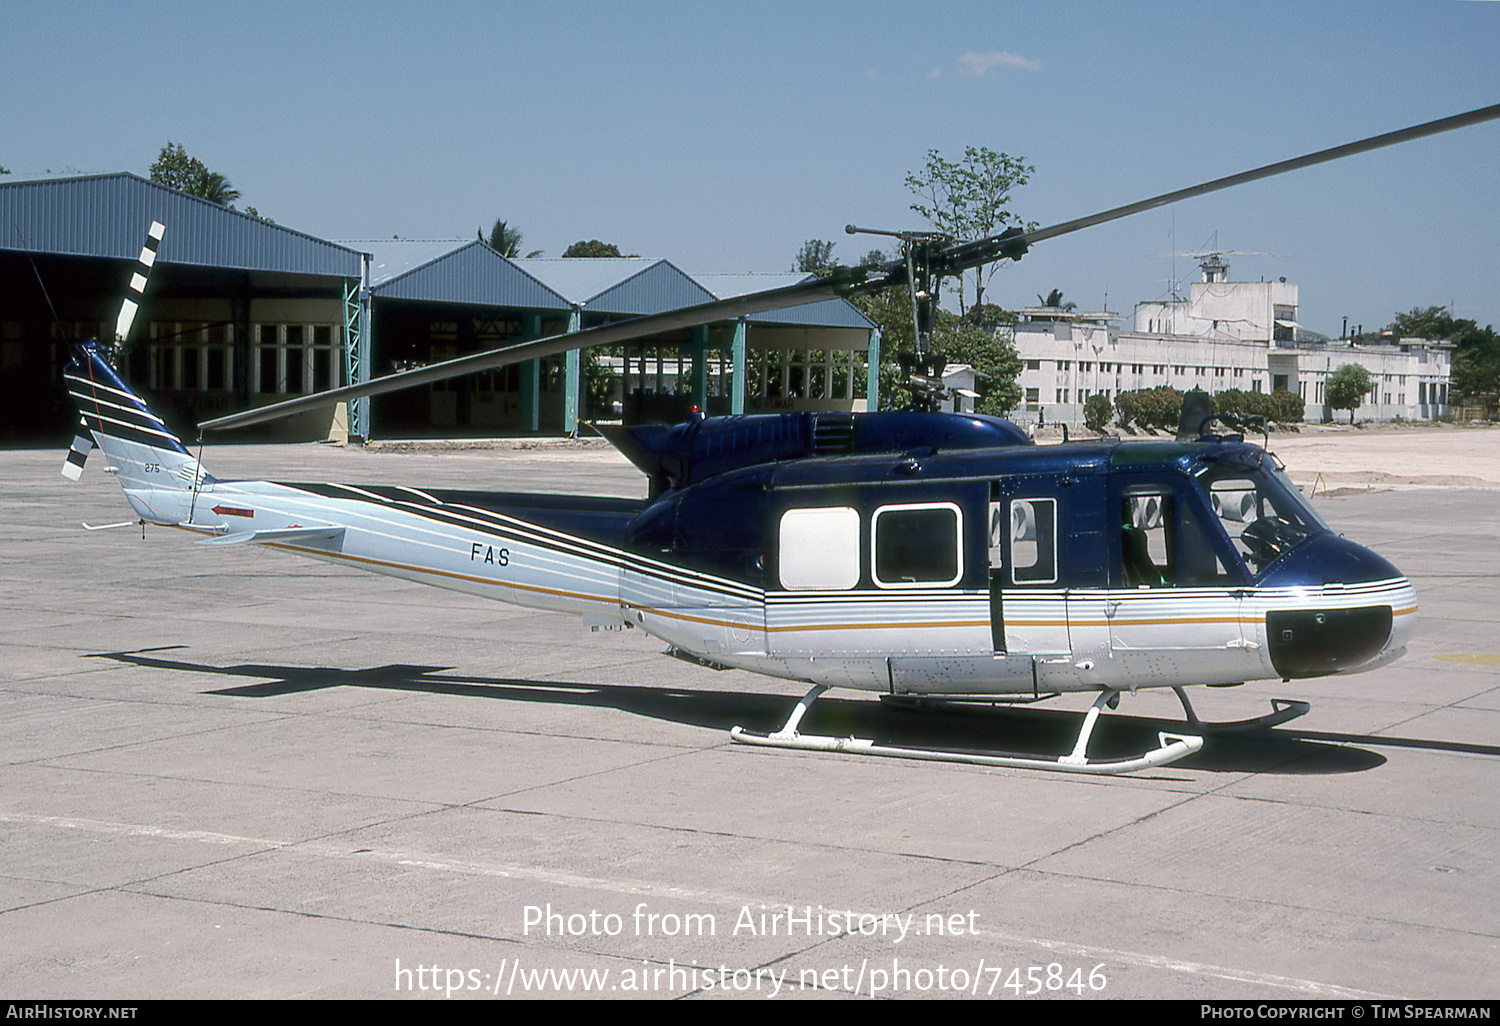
<box><xmin>62</xmin><ymin>339</ymin><xmax>213</xmax><ymax>524</ymax></box>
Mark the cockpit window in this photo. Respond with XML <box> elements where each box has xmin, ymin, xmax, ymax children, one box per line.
<box><xmin>1197</xmin><ymin>459</ymin><xmax>1325</xmax><ymax>576</ymax></box>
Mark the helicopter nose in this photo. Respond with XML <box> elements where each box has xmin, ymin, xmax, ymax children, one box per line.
<box><xmin>1255</xmin><ymin>534</ymin><xmax>1417</xmax><ymax>679</ymax></box>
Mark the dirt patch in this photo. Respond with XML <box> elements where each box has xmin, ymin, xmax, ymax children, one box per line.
<box><xmin>1268</xmin><ymin>426</ymin><xmax>1500</xmax><ymax>491</ymax></box>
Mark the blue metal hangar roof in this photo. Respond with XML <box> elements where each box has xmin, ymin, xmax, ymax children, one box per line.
<box><xmin>694</xmin><ymin>272</ymin><xmax>875</xmax><ymax>329</ymax></box>
<box><xmin>360</xmin><ymin>240</ymin><xmax>572</xmax><ymax>310</ymax></box>
<box><xmin>369</xmin><ymin>249</ymin><xmax>874</xmax><ymax>328</ymax></box>
<box><xmin>512</xmin><ymin>257</ymin><xmax>715</xmax><ymax>316</ymax></box>
<box><xmin>0</xmin><ymin>172</ymin><xmax>362</xmax><ymax>278</ymax></box>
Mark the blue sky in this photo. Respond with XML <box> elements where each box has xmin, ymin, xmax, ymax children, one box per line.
<box><xmin>6</xmin><ymin>0</ymin><xmax>1498</xmax><ymax>336</ymax></box>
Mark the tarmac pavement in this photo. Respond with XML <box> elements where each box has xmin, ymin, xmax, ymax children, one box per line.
<box><xmin>1</xmin><ymin>440</ymin><xmax>1497</xmax><ymax>1000</ymax></box>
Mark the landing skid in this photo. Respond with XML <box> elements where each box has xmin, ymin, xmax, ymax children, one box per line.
<box><xmin>729</xmin><ymin>685</ymin><xmax>1203</xmax><ymax>775</ymax></box>
<box><xmin>1170</xmin><ymin>686</ymin><xmax>1309</xmax><ymax>734</ymax></box>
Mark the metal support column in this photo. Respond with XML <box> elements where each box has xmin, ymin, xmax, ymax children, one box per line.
<box><xmin>865</xmin><ymin>326</ymin><xmax>881</xmax><ymax>412</ymax></box>
<box><xmin>730</xmin><ymin>319</ymin><xmax>748</xmax><ymax>415</ymax></box>
<box><xmin>521</xmin><ymin>312</ymin><xmax>541</xmax><ymax>434</ymax></box>
<box><xmin>562</xmin><ymin>307</ymin><xmax>582</xmax><ymax>436</ymax></box>
<box><xmin>691</xmin><ymin>325</ymin><xmax>708</xmax><ymax>411</ymax></box>
<box><xmin>343</xmin><ymin>256</ymin><xmax>371</xmax><ymax>442</ymax></box>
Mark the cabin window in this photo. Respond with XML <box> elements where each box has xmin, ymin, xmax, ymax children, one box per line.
<box><xmin>778</xmin><ymin>507</ymin><xmax>861</xmax><ymax>591</ymax></box>
<box><xmin>871</xmin><ymin>503</ymin><xmax>962</xmax><ymax>589</ymax></box>
<box><xmin>1199</xmin><ymin>465</ymin><xmax>1325</xmax><ymax>576</ymax></box>
<box><xmin>1116</xmin><ymin>484</ymin><xmax>1238</xmax><ymax>587</ymax></box>
<box><xmin>1121</xmin><ymin>491</ymin><xmax>1173</xmax><ymax>587</ymax></box>
<box><xmin>1009</xmin><ymin>498</ymin><xmax>1057</xmax><ymax>585</ymax></box>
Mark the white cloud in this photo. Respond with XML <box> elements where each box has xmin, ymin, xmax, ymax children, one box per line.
<box><xmin>955</xmin><ymin>51</ymin><xmax>1042</xmax><ymax>77</ymax></box>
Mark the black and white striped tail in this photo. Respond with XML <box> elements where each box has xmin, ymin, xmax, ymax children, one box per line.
<box><xmin>61</xmin><ymin>417</ymin><xmax>94</xmax><ymax>481</ymax></box>
<box><xmin>61</xmin><ymin>219</ymin><xmax>168</xmax><ymax>480</ymax></box>
<box><xmin>63</xmin><ymin>340</ymin><xmax>191</xmax><ymax>455</ymax></box>
<box><xmin>114</xmin><ymin>220</ymin><xmax>165</xmax><ymax>345</ymax></box>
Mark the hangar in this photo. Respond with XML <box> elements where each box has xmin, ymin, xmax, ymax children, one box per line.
<box><xmin>0</xmin><ymin>173</ymin><xmax>877</xmax><ymax>443</ymax></box>
<box><xmin>0</xmin><ymin>172</ymin><xmax>361</xmax><ymax>443</ymax></box>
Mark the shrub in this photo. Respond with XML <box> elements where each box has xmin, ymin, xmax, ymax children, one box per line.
<box><xmin>1083</xmin><ymin>393</ymin><xmax>1113</xmax><ymax>433</ymax></box>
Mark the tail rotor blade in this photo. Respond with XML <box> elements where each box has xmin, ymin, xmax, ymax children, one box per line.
<box><xmin>115</xmin><ymin>220</ymin><xmax>165</xmax><ymax>345</ymax></box>
<box><xmin>60</xmin><ymin>417</ymin><xmax>94</xmax><ymax>481</ymax></box>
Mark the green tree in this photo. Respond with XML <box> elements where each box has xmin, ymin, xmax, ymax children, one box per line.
<box><xmin>931</xmin><ymin>315</ymin><xmax>1023</xmax><ymax>417</ymax></box>
<box><xmin>905</xmin><ymin>146</ymin><xmax>1036</xmax><ymax>313</ymax></box>
<box><xmin>563</xmin><ymin>240</ymin><xmax>623</xmax><ymax>258</ymax></box>
<box><xmin>1036</xmin><ymin>289</ymin><xmax>1076</xmax><ymax>311</ymax></box>
<box><xmin>1389</xmin><ymin>305</ymin><xmax>1454</xmax><ymax>339</ymax></box>
<box><xmin>487</xmin><ymin>220</ymin><xmax>524</xmax><ymax>257</ymax></box>
<box><xmin>1113</xmin><ymin>389</ymin><xmax>1141</xmax><ymax>432</ymax></box>
<box><xmin>1270</xmin><ymin>388</ymin><xmax>1305</xmax><ymax>424</ymax></box>
<box><xmin>191</xmin><ymin>171</ymin><xmax>240</xmax><ymax>207</ymax></box>
<box><xmin>1326</xmin><ymin>363</ymin><xmax>1374</xmax><ymax>423</ymax></box>
<box><xmin>794</xmin><ymin>239</ymin><xmax>837</xmax><ymax>274</ymax></box>
<box><xmin>486</xmin><ymin>220</ymin><xmax>542</xmax><ymax>258</ymax></box>
<box><xmin>1083</xmin><ymin>393</ymin><xmax>1113</xmax><ymax>433</ymax></box>
<box><xmin>1113</xmin><ymin>386</ymin><xmax>1182</xmax><ymax>432</ymax></box>
<box><xmin>150</xmin><ymin>142</ymin><xmax>210</xmax><ymax>192</ymax></box>
<box><xmin>1380</xmin><ymin>305</ymin><xmax>1499</xmax><ymax>402</ymax></box>
<box><xmin>148</xmin><ymin>142</ymin><xmax>259</xmax><ymax>212</ymax></box>
<box><xmin>149</xmin><ymin>142</ymin><xmax>242</xmax><ymax>206</ymax></box>
<box><xmin>963</xmin><ymin>303</ymin><xmax>1017</xmax><ymax>330</ymax></box>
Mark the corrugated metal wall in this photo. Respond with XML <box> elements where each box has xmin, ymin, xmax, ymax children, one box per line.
<box><xmin>0</xmin><ymin>173</ymin><xmax>362</xmax><ymax>278</ymax></box>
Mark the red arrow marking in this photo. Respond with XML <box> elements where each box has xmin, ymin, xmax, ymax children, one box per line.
<box><xmin>212</xmin><ymin>505</ymin><xmax>254</xmax><ymax>518</ymax></box>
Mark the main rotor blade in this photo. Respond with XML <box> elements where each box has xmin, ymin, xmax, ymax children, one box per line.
<box><xmin>199</xmin><ymin>271</ymin><xmax>889</xmax><ymax>432</ymax></box>
<box><xmin>944</xmin><ymin>102</ymin><xmax>1500</xmax><ymax>270</ymax></box>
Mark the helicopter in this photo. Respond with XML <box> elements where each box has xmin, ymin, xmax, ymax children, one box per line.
<box><xmin>60</xmin><ymin>103</ymin><xmax>1497</xmax><ymax>774</ymax></box>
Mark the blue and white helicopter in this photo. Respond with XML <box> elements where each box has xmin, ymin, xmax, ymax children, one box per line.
<box><xmin>61</xmin><ymin>105</ymin><xmax>1496</xmax><ymax>774</ymax></box>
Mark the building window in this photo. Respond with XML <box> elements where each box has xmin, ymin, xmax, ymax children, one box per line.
<box><xmin>1273</xmin><ymin>305</ymin><xmax>1296</xmax><ymax>342</ymax></box>
<box><xmin>147</xmin><ymin>322</ymin><xmax>237</xmax><ymax>391</ymax></box>
<box><xmin>251</xmin><ymin>322</ymin><xmax>344</xmax><ymax>395</ymax></box>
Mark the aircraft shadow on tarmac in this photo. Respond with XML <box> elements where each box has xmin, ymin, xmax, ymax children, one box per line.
<box><xmin>85</xmin><ymin>647</ymin><xmax>1500</xmax><ymax>776</ymax></box>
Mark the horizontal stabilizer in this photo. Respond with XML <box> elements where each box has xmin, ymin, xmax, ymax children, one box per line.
<box><xmin>198</xmin><ymin>526</ymin><xmax>346</xmax><ymax>548</ymax></box>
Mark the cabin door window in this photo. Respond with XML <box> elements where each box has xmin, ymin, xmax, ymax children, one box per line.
<box><xmin>997</xmin><ymin>494</ymin><xmax>1069</xmax><ymax>657</ymax></box>
<box><xmin>1108</xmin><ymin>480</ymin><xmax>1250</xmax><ymax>680</ymax></box>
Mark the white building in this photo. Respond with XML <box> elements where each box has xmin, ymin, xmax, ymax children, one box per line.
<box><xmin>1011</xmin><ymin>257</ymin><xmax>1452</xmax><ymax>426</ymax></box>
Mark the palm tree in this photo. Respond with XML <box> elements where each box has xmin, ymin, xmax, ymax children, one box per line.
<box><xmin>487</xmin><ymin>220</ymin><xmax>524</xmax><ymax>257</ymax></box>
<box><xmin>189</xmin><ymin>171</ymin><xmax>241</xmax><ymax>207</ymax></box>
<box><xmin>1037</xmin><ymin>289</ymin><xmax>1077</xmax><ymax>311</ymax></box>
